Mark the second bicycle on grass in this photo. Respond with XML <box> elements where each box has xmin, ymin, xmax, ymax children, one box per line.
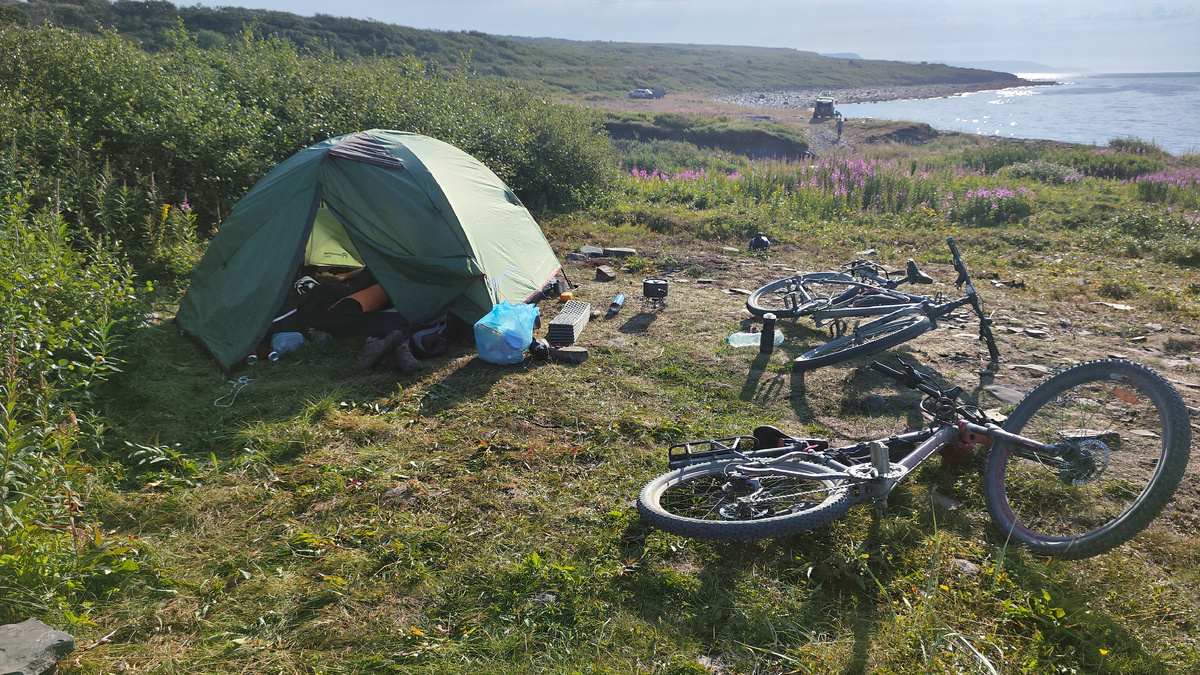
<box><xmin>790</xmin><ymin>237</ymin><xmax>1001</xmax><ymax>372</ymax></box>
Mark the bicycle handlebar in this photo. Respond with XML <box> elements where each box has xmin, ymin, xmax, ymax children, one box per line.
<box><xmin>870</xmin><ymin>360</ymin><xmax>906</xmax><ymax>381</ymax></box>
<box><xmin>945</xmin><ymin>238</ymin><xmax>1000</xmax><ymax>368</ymax></box>
<box><xmin>946</xmin><ymin>237</ymin><xmax>971</xmax><ymax>289</ymax></box>
<box><xmin>870</xmin><ymin>360</ymin><xmax>939</xmax><ymax>397</ymax></box>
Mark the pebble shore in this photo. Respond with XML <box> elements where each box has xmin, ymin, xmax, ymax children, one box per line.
<box><xmin>714</xmin><ymin>80</ymin><xmax>1048</xmax><ymax>108</ymax></box>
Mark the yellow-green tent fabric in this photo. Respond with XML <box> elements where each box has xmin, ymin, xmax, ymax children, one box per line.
<box><xmin>177</xmin><ymin>130</ymin><xmax>560</xmax><ymax>368</ymax></box>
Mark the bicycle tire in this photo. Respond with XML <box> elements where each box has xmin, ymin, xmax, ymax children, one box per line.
<box><xmin>983</xmin><ymin>359</ymin><xmax>1191</xmax><ymax>559</ymax></box>
<box><xmin>793</xmin><ymin>314</ymin><xmax>933</xmax><ymax>371</ymax></box>
<box><xmin>637</xmin><ymin>459</ymin><xmax>852</xmax><ymax>541</ymax></box>
<box><xmin>746</xmin><ymin>272</ymin><xmax>858</xmax><ymax>318</ymax></box>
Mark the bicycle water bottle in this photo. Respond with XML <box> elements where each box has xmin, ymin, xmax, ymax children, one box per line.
<box><xmin>760</xmin><ymin>313</ymin><xmax>777</xmax><ymax>354</ymax></box>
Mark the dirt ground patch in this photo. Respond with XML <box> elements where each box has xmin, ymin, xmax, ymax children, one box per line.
<box><xmin>557</xmin><ymin>243</ymin><xmax>1200</xmax><ymax>419</ymax></box>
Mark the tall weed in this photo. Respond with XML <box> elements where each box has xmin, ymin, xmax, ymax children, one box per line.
<box><xmin>0</xmin><ymin>156</ymin><xmax>145</xmax><ymax>623</ymax></box>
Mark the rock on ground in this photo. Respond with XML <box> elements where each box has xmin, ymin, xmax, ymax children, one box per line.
<box><xmin>0</xmin><ymin>619</ymin><xmax>77</xmax><ymax>675</ymax></box>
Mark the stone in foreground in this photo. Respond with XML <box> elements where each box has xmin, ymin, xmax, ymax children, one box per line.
<box><xmin>0</xmin><ymin>619</ymin><xmax>77</xmax><ymax>675</ymax></box>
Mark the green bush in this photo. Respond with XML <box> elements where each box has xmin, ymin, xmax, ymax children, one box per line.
<box><xmin>1054</xmin><ymin>147</ymin><xmax>1164</xmax><ymax>181</ymax></box>
<box><xmin>1106</xmin><ymin>137</ymin><xmax>1166</xmax><ymax>155</ymax></box>
<box><xmin>944</xmin><ymin>186</ymin><xmax>1034</xmax><ymax>226</ymax></box>
<box><xmin>1094</xmin><ymin>206</ymin><xmax>1200</xmax><ymax>266</ymax></box>
<box><xmin>614</xmin><ymin>138</ymin><xmax>747</xmax><ymax>176</ymax></box>
<box><xmin>0</xmin><ymin>24</ymin><xmax>616</xmax><ymax>239</ymax></box>
<box><xmin>959</xmin><ymin>144</ymin><xmax>1044</xmax><ymax>173</ymax></box>
<box><xmin>0</xmin><ymin>156</ymin><xmax>145</xmax><ymax>622</ymax></box>
<box><xmin>1006</xmin><ymin>160</ymin><xmax>1079</xmax><ymax>184</ymax></box>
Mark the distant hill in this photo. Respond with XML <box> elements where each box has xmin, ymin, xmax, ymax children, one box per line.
<box><xmin>939</xmin><ymin>60</ymin><xmax>1090</xmax><ymax>74</ymax></box>
<box><xmin>2</xmin><ymin>0</ymin><xmax>1026</xmax><ymax>95</ymax></box>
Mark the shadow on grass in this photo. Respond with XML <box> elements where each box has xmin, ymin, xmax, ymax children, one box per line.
<box><xmin>101</xmin><ymin>317</ymin><xmax>509</xmax><ymax>459</ymax></box>
<box><xmin>738</xmin><ymin>351</ymin><xmax>773</xmax><ymax>402</ymax></box>
<box><xmin>618</xmin><ymin>311</ymin><xmax>658</xmax><ymax>334</ymax></box>
<box><xmin>612</xmin><ymin>514</ymin><xmax>895</xmax><ymax>672</ymax></box>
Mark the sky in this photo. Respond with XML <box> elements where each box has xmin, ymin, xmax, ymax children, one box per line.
<box><xmin>201</xmin><ymin>0</ymin><xmax>1200</xmax><ymax>73</ymax></box>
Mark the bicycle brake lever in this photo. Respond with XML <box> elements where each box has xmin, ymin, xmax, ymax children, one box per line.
<box><xmin>895</xmin><ymin>358</ymin><xmax>927</xmax><ymax>388</ymax></box>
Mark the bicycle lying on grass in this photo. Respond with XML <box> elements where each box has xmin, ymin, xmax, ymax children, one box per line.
<box><xmin>786</xmin><ymin>238</ymin><xmax>1001</xmax><ymax>372</ymax></box>
<box><xmin>746</xmin><ymin>255</ymin><xmax>934</xmax><ymax>322</ymax></box>
<box><xmin>637</xmin><ymin>358</ymin><xmax>1191</xmax><ymax>559</ymax></box>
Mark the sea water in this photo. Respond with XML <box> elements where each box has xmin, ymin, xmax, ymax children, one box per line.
<box><xmin>836</xmin><ymin>73</ymin><xmax>1200</xmax><ymax>156</ymax></box>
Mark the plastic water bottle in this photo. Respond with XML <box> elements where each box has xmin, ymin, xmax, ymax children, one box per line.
<box><xmin>271</xmin><ymin>331</ymin><xmax>305</xmax><ymax>355</ymax></box>
<box><xmin>727</xmin><ymin>331</ymin><xmax>760</xmax><ymax>348</ymax></box>
<box><xmin>728</xmin><ymin>329</ymin><xmax>783</xmax><ymax>348</ymax></box>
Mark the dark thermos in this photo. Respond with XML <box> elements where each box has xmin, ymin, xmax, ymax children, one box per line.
<box><xmin>760</xmin><ymin>313</ymin><xmax>776</xmax><ymax>354</ymax></box>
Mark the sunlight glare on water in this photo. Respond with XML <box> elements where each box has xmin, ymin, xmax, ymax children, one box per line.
<box><xmin>836</xmin><ymin>73</ymin><xmax>1200</xmax><ymax>155</ymax></box>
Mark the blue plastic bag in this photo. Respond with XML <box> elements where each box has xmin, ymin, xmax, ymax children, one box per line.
<box><xmin>474</xmin><ymin>301</ymin><xmax>540</xmax><ymax>365</ymax></box>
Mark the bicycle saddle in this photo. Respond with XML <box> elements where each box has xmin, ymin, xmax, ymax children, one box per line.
<box><xmin>752</xmin><ymin>425</ymin><xmax>792</xmax><ymax>449</ymax></box>
<box><xmin>906</xmin><ymin>259</ymin><xmax>934</xmax><ymax>284</ymax></box>
<box><xmin>751</xmin><ymin>425</ymin><xmax>829</xmax><ymax>452</ymax></box>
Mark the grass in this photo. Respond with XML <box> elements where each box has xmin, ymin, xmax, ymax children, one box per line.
<box><xmin>51</xmin><ymin>127</ymin><xmax>1200</xmax><ymax>673</ymax></box>
<box><xmin>78</xmin><ymin>244</ymin><xmax>1200</xmax><ymax>673</ymax></box>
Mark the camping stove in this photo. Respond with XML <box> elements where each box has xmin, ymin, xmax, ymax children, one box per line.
<box><xmin>642</xmin><ymin>278</ymin><xmax>669</xmax><ymax>311</ymax></box>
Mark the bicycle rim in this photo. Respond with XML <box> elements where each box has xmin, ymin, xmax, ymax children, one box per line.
<box><xmin>794</xmin><ymin>314</ymin><xmax>932</xmax><ymax>371</ymax></box>
<box><xmin>983</xmin><ymin>359</ymin><xmax>1191</xmax><ymax>559</ymax></box>
<box><xmin>637</xmin><ymin>459</ymin><xmax>852</xmax><ymax>541</ymax></box>
<box><xmin>746</xmin><ymin>273</ymin><xmax>858</xmax><ymax>318</ymax></box>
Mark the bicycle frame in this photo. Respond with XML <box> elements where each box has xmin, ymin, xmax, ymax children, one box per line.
<box><xmin>808</xmin><ymin>238</ymin><xmax>1001</xmax><ymax>369</ymax></box>
<box><xmin>641</xmin><ymin>356</ymin><xmax>1189</xmax><ymax>555</ymax></box>
<box><xmin>662</xmin><ymin>362</ymin><xmax>1047</xmax><ymax>511</ymax></box>
<box><xmin>770</xmin><ymin>241</ymin><xmax>971</xmax><ymax>324</ymax></box>
<box><xmin>807</xmin><ymin>283</ymin><xmax>933</xmax><ymax>324</ymax></box>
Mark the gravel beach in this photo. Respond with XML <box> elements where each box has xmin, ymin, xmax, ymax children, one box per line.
<box><xmin>714</xmin><ymin>80</ymin><xmax>1050</xmax><ymax>108</ymax></box>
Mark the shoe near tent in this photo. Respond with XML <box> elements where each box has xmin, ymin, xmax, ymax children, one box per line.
<box><xmin>176</xmin><ymin>130</ymin><xmax>561</xmax><ymax>369</ymax></box>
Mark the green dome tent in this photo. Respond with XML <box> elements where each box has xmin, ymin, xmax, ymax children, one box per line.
<box><xmin>177</xmin><ymin>130</ymin><xmax>561</xmax><ymax>369</ymax></box>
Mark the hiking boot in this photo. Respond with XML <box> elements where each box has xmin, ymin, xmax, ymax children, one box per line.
<box><xmin>358</xmin><ymin>329</ymin><xmax>405</xmax><ymax>369</ymax></box>
<box><xmin>393</xmin><ymin>340</ymin><xmax>424</xmax><ymax>374</ymax></box>
<box><xmin>413</xmin><ymin>332</ymin><xmax>448</xmax><ymax>358</ymax></box>
<box><xmin>529</xmin><ymin>337</ymin><xmax>551</xmax><ymax>360</ymax></box>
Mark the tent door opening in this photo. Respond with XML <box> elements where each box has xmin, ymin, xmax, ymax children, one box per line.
<box><xmin>304</xmin><ymin>202</ymin><xmax>364</xmax><ymax>268</ymax></box>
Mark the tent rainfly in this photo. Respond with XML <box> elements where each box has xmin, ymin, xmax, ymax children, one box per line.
<box><xmin>176</xmin><ymin>130</ymin><xmax>561</xmax><ymax>368</ymax></box>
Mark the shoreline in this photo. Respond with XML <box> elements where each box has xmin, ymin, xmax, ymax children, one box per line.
<box><xmin>714</xmin><ymin>79</ymin><xmax>1053</xmax><ymax>108</ymax></box>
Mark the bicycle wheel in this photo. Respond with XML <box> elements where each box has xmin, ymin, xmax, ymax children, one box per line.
<box><xmin>637</xmin><ymin>459</ymin><xmax>853</xmax><ymax>540</ymax></box>
<box><xmin>983</xmin><ymin>359</ymin><xmax>1191</xmax><ymax>559</ymax></box>
<box><xmin>746</xmin><ymin>273</ymin><xmax>859</xmax><ymax>318</ymax></box>
<box><xmin>793</xmin><ymin>314</ymin><xmax>933</xmax><ymax>371</ymax></box>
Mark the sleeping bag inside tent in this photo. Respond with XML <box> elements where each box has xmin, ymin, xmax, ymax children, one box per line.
<box><xmin>176</xmin><ymin>130</ymin><xmax>561</xmax><ymax>369</ymax></box>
